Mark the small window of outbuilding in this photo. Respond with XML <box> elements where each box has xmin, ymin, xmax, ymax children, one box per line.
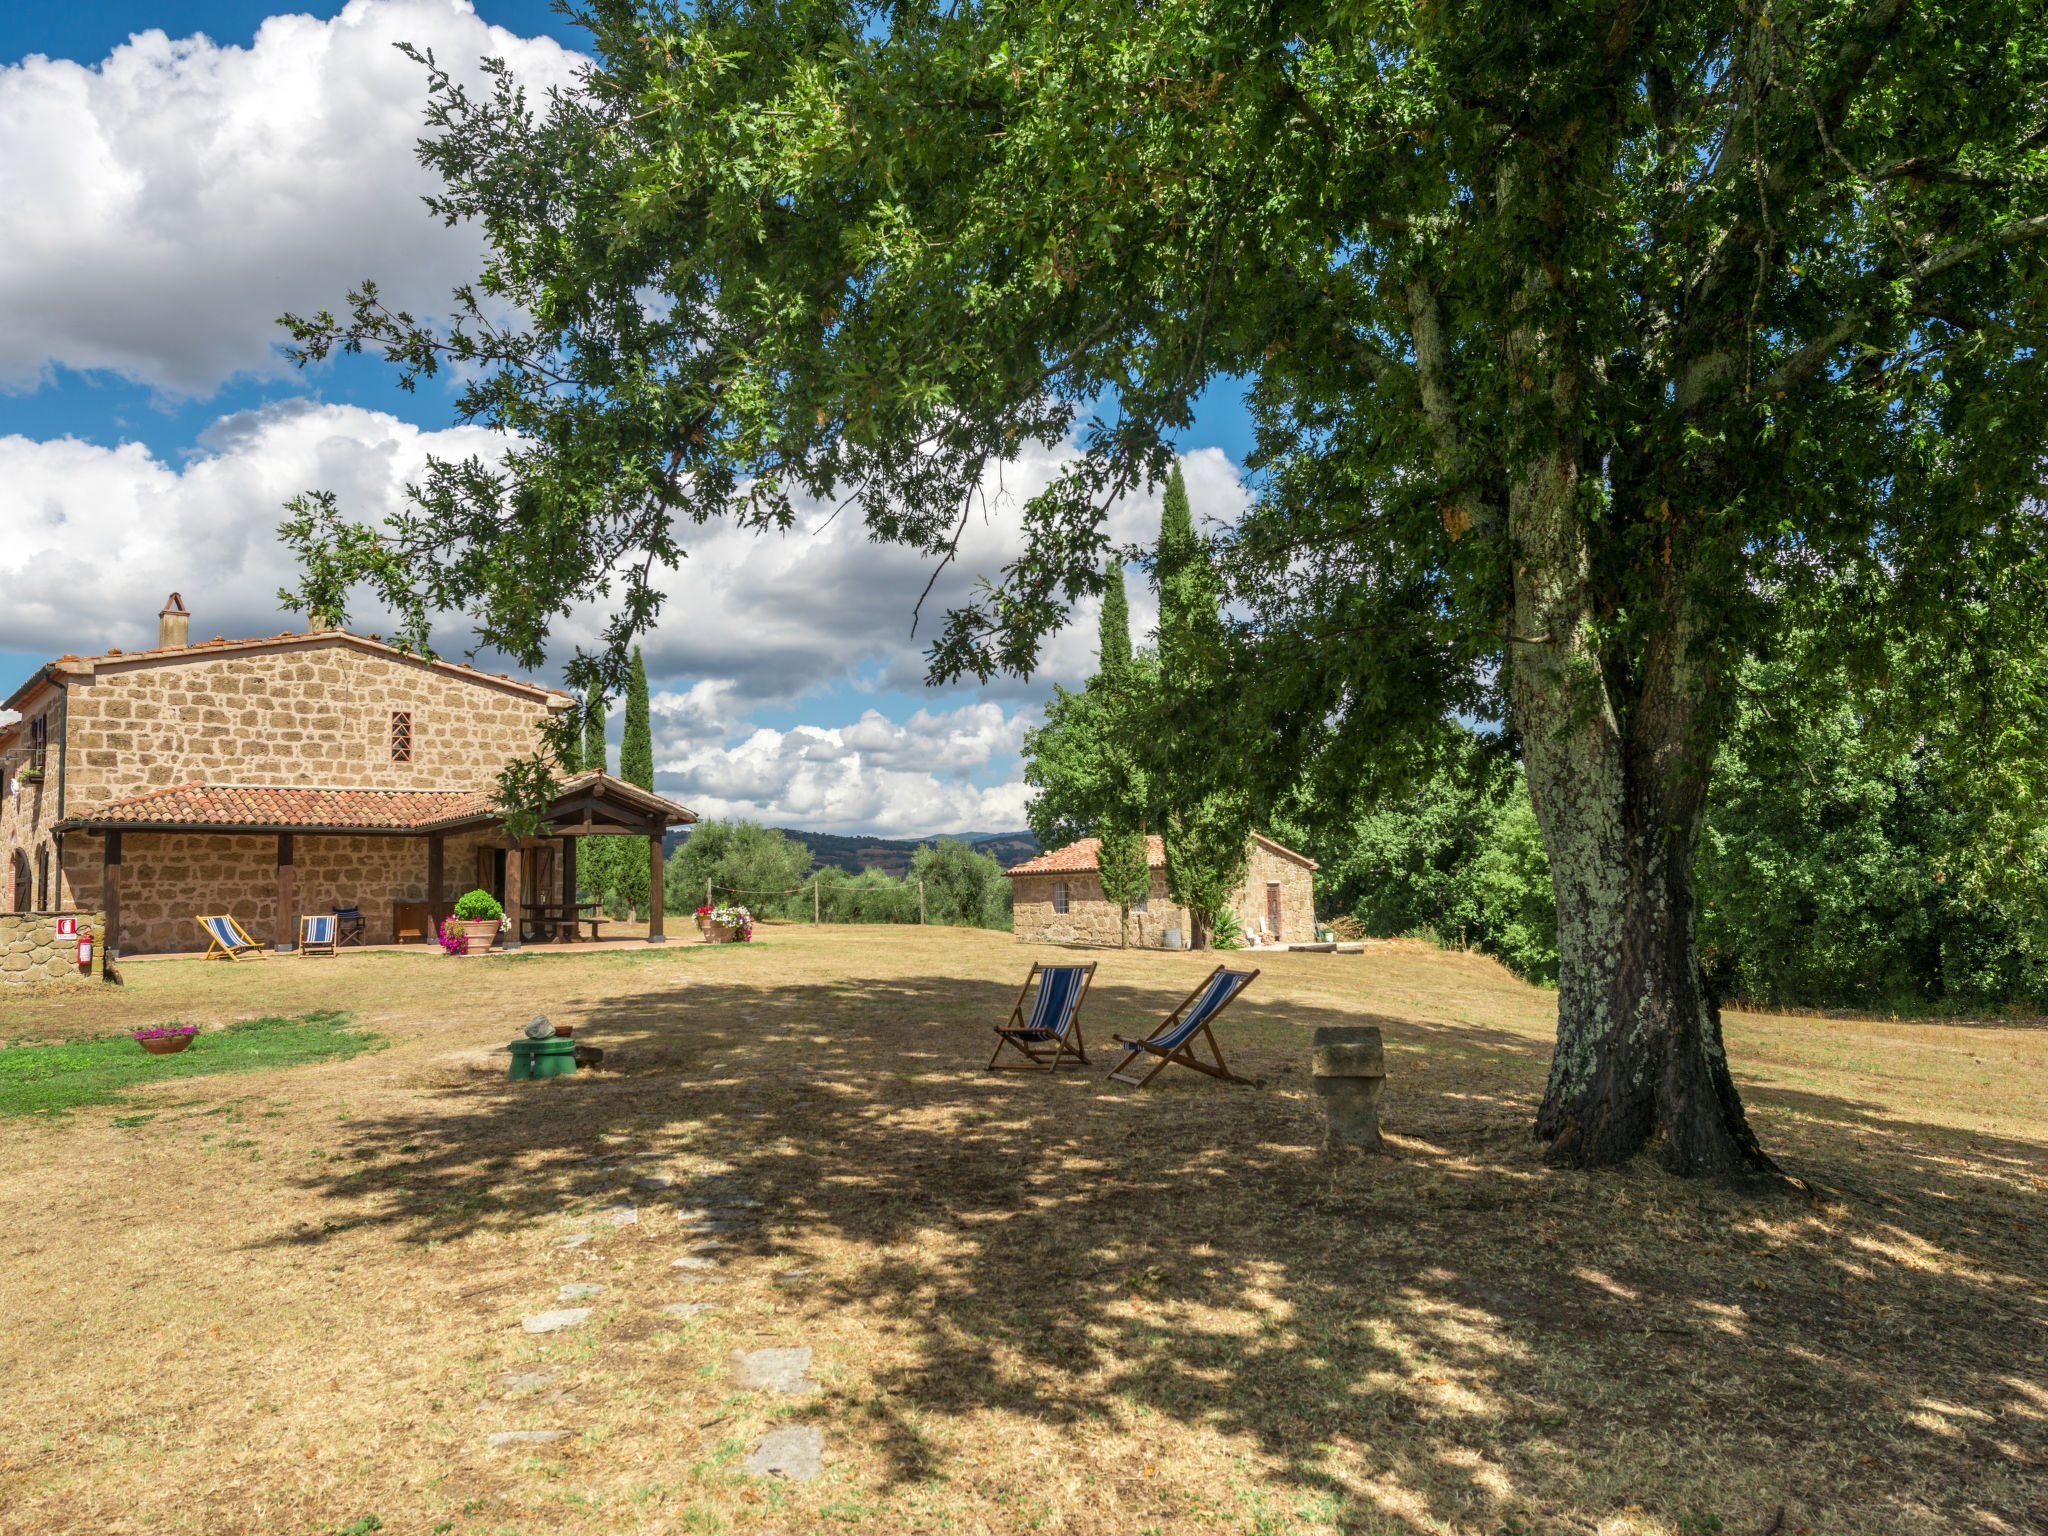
<box><xmin>1052</xmin><ymin>881</ymin><xmax>1069</xmax><ymax>915</ymax></box>
<box><xmin>29</xmin><ymin>713</ymin><xmax>47</xmax><ymax>771</ymax></box>
<box><xmin>390</xmin><ymin>711</ymin><xmax>413</xmax><ymax>763</ymax></box>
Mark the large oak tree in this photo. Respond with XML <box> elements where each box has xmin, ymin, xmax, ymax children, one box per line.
<box><xmin>283</xmin><ymin>0</ymin><xmax>2048</xmax><ymax>1177</ymax></box>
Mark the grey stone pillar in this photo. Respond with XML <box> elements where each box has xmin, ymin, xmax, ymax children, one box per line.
<box><xmin>1311</xmin><ymin>1025</ymin><xmax>1386</xmax><ymax>1151</ymax></box>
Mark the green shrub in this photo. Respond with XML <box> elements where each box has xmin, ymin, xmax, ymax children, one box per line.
<box><xmin>452</xmin><ymin>889</ymin><xmax>504</xmax><ymax>921</ymax></box>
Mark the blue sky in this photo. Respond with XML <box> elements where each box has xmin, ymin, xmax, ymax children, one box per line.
<box><xmin>0</xmin><ymin>0</ymin><xmax>1254</xmax><ymax>835</ymax></box>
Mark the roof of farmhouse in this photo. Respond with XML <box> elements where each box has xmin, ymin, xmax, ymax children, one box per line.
<box><xmin>54</xmin><ymin>773</ymin><xmax>693</xmax><ymax>836</ymax></box>
<box><xmin>1005</xmin><ymin>833</ymin><xmax>1317</xmax><ymax>878</ymax></box>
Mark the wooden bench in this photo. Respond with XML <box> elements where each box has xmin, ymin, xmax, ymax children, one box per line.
<box><xmin>394</xmin><ymin>901</ymin><xmax>430</xmax><ymax>945</ymax></box>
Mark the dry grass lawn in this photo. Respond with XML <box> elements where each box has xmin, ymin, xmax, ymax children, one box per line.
<box><xmin>0</xmin><ymin>926</ymin><xmax>2042</xmax><ymax>1536</ymax></box>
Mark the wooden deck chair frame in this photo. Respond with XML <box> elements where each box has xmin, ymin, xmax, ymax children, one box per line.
<box><xmin>298</xmin><ymin>914</ymin><xmax>337</xmax><ymax>958</ymax></box>
<box><xmin>197</xmin><ymin>914</ymin><xmax>267</xmax><ymax>961</ymax></box>
<box><xmin>987</xmin><ymin>961</ymin><xmax>1097</xmax><ymax>1071</ymax></box>
<box><xmin>1107</xmin><ymin>964</ymin><xmax>1260</xmax><ymax>1088</ymax></box>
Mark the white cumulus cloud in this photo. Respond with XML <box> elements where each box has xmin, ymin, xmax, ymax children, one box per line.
<box><xmin>0</xmin><ymin>0</ymin><xmax>583</xmax><ymax>394</ymax></box>
<box><xmin>656</xmin><ymin>705</ymin><xmax>1038</xmax><ymax>838</ymax></box>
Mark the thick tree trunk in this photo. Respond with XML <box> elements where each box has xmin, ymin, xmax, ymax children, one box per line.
<box><xmin>1507</xmin><ymin>446</ymin><xmax>1777</xmax><ymax>1179</ymax></box>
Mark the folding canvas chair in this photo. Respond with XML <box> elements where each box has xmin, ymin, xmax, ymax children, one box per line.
<box><xmin>987</xmin><ymin>962</ymin><xmax>1096</xmax><ymax>1071</ymax></box>
<box><xmin>298</xmin><ymin>913</ymin><xmax>337</xmax><ymax>957</ymax></box>
<box><xmin>1106</xmin><ymin>965</ymin><xmax>1259</xmax><ymax>1087</ymax></box>
<box><xmin>197</xmin><ymin>914</ymin><xmax>267</xmax><ymax>961</ymax></box>
<box><xmin>332</xmin><ymin>905</ymin><xmax>366</xmax><ymax>947</ymax></box>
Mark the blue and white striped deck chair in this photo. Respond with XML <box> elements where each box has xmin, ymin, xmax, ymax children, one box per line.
<box><xmin>1107</xmin><ymin>965</ymin><xmax>1259</xmax><ymax>1087</ymax></box>
<box><xmin>298</xmin><ymin>913</ymin><xmax>337</xmax><ymax>958</ymax></box>
<box><xmin>987</xmin><ymin>962</ymin><xmax>1096</xmax><ymax>1071</ymax></box>
<box><xmin>196</xmin><ymin>914</ymin><xmax>266</xmax><ymax>961</ymax></box>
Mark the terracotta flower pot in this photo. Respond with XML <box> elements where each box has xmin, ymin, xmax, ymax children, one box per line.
<box><xmin>552</xmin><ymin>1023</ymin><xmax>575</xmax><ymax>1039</ymax></box>
<box><xmin>460</xmin><ymin>918</ymin><xmax>502</xmax><ymax>952</ymax></box>
<box><xmin>138</xmin><ymin>1035</ymin><xmax>192</xmax><ymax>1056</ymax></box>
<box><xmin>708</xmin><ymin>923</ymin><xmax>739</xmax><ymax>944</ymax></box>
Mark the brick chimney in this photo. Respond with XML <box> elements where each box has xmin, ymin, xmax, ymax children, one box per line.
<box><xmin>157</xmin><ymin>593</ymin><xmax>189</xmax><ymax>650</ymax></box>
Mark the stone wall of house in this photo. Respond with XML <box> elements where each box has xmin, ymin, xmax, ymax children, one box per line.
<box><xmin>0</xmin><ymin>911</ymin><xmax>105</xmax><ymax>985</ymax></box>
<box><xmin>0</xmin><ymin>684</ymin><xmax>72</xmax><ymax>913</ymax></box>
<box><xmin>60</xmin><ymin>640</ymin><xmax>560</xmax><ymax>811</ymax></box>
<box><xmin>1229</xmin><ymin>840</ymin><xmax>1320</xmax><ymax>945</ymax></box>
<box><xmin>1012</xmin><ymin>841</ymin><xmax>1317</xmax><ymax>947</ymax></box>
<box><xmin>59</xmin><ymin>827</ymin><xmax>528</xmax><ymax>956</ymax></box>
<box><xmin>1012</xmin><ymin>869</ymin><xmax>1192</xmax><ymax>948</ymax></box>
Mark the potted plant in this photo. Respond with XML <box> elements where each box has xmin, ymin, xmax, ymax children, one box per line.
<box><xmin>706</xmin><ymin>903</ymin><xmax>754</xmax><ymax>943</ymax></box>
<box><xmin>18</xmin><ymin>767</ymin><xmax>44</xmax><ymax>786</ymax></box>
<box><xmin>132</xmin><ymin>1024</ymin><xmax>198</xmax><ymax>1056</ymax></box>
<box><xmin>452</xmin><ymin>889</ymin><xmax>504</xmax><ymax>952</ymax></box>
<box><xmin>436</xmin><ymin>915</ymin><xmax>469</xmax><ymax>956</ymax></box>
<box><xmin>695</xmin><ymin>904</ymin><xmax>715</xmax><ymax>937</ymax></box>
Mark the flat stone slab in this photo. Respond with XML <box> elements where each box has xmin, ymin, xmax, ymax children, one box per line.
<box><xmin>522</xmin><ymin>1308</ymin><xmax>594</xmax><ymax>1334</ymax></box>
<box><xmin>772</xmin><ymin>1269</ymin><xmax>815</xmax><ymax>1284</ymax></box>
<box><xmin>498</xmin><ymin>1372</ymin><xmax>557</xmax><ymax>1393</ymax></box>
<box><xmin>679</xmin><ymin>1219</ymin><xmax>750</xmax><ymax>1234</ymax></box>
<box><xmin>553</xmin><ymin>1234</ymin><xmax>592</xmax><ymax>1249</ymax></box>
<box><xmin>661</xmin><ymin>1302</ymin><xmax>716</xmax><ymax>1319</ymax></box>
<box><xmin>685</xmin><ymin>1239</ymin><xmax>729</xmax><ymax>1254</ymax></box>
<box><xmin>729</xmin><ymin>1346</ymin><xmax>819</xmax><ymax>1395</ymax></box>
<box><xmin>743</xmin><ymin>1425</ymin><xmax>824</xmax><ymax>1482</ymax></box>
<box><xmin>558</xmin><ymin>1283</ymin><xmax>607</xmax><ymax>1301</ymax></box>
<box><xmin>672</xmin><ymin>1275</ymin><xmax>728</xmax><ymax>1286</ymax></box>
<box><xmin>671</xmin><ymin>1255</ymin><xmax>719</xmax><ymax>1271</ymax></box>
<box><xmin>488</xmin><ymin>1430</ymin><xmax>570</xmax><ymax>1447</ymax></box>
<box><xmin>637</xmin><ymin>1175</ymin><xmax>674</xmax><ymax>1189</ymax></box>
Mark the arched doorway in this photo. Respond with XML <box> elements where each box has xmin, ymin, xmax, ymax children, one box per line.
<box><xmin>9</xmin><ymin>849</ymin><xmax>27</xmax><ymax>913</ymax></box>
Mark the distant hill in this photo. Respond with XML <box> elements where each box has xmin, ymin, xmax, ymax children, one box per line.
<box><xmin>663</xmin><ymin>825</ymin><xmax>1040</xmax><ymax>874</ymax></box>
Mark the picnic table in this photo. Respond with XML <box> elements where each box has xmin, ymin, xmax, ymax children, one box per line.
<box><xmin>521</xmin><ymin>901</ymin><xmax>606</xmax><ymax>944</ymax></box>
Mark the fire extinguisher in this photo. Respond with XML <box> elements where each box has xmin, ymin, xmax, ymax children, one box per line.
<box><xmin>78</xmin><ymin>932</ymin><xmax>93</xmax><ymax>969</ymax></box>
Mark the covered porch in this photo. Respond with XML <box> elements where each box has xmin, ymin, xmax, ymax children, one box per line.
<box><xmin>57</xmin><ymin>773</ymin><xmax>695</xmax><ymax>960</ymax></box>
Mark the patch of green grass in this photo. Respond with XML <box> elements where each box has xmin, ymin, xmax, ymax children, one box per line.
<box><xmin>0</xmin><ymin>1012</ymin><xmax>385</xmax><ymax>1118</ymax></box>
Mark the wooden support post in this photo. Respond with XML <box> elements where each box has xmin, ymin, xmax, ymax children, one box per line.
<box><xmin>503</xmin><ymin>839</ymin><xmax>523</xmax><ymax>951</ymax></box>
<box><xmin>103</xmin><ymin>831</ymin><xmax>122</xmax><ymax>965</ymax></box>
<box><xmin>813</xmin><ymin>880</ymin><xmax>819</xmax><ymax>925</ymax></box>
<box><xmin>646</xmin><ymin>830</ymin><xmax>666</xmax><ymax>944</ymax></box>
<box><xmin>427</xmin><ymin>832</ymin><xmax>445</xmax><ymax>934</ymax></box>
<box><xmin>919</xmin><ymin>878</ymin><xmax>925</xmax><ymax>926</ymax></box>
<box><xmin>561</xmin><ymin>835</ymin><xmax>577</xmax><ymax>943</ymax></box>
<box><xmin>275</xmin><ymin>832</ymin><xmax>295</xmax><ymax>951</ymax></box>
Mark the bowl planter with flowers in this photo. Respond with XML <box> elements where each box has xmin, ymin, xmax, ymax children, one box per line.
<box><xmin>704</xmin><ymin>903</ymin><xmax>754</xmax><ymax>943</ymax></box>
<box><xmin>451</xmin><ymin>889</ymin><xmax>504</xmax><ymax>953</ymax></box>
<box><xmin>133</xmin><ymin>1025</ymin><xmax>199</xmax><ymax>1056</ymax></box>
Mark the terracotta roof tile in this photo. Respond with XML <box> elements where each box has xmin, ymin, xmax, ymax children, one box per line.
<box><xmin>58</xmin><ymin>772</ymin><xmax>696</xmax><ymax>833</ymax></box>
<box><xmin>1004</xmin><ymin>836</ymin><xmax>1167</xmax><ymax>877</ymax></box>
<box><xmin>1006</xmin><ymin>831</ymin><xmax>1318</xmax><ymax>875</ymax></box>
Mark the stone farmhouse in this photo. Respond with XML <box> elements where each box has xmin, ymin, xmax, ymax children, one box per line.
<box><xmin>0</xmin><ymin>595</ymin><xmax>694</xmax><ymax>959</ymax></box>
<box><xmin>1007</xmin><ymin>833</ymin><xmax>1318</xmax><ymax>948</ymax></box>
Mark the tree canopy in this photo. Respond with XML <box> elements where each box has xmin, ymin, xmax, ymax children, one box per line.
<box><xmin>282</xmin><ymin>0</ymin><xmax>2048</xmax><ymax>1177</ymax></box>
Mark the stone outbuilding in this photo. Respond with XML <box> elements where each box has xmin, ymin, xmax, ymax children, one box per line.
<box><xmin>1006</xmin><ymin>833</ymin><xmax>1318</xmax><ymax>948</ymax></box>
<box><xmin>0</xmin><ymin>595</ymin><xmax>696</xmax><ymax>960</ymax></box>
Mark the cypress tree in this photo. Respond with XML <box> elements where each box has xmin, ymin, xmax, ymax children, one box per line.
<box><xmin>1097</xmin><ymin>558</ymin><xmax>1132</xmax><ymax>682</ymax></box>
<box><xmin>620</xmin><ymin>647</ymin><xmax>653</xmax><ymax>790</ymax></box>
<box><xmin>582</xmin><ymin>691</ymin><xmax>608</xmax><ymax>774</ymax></box>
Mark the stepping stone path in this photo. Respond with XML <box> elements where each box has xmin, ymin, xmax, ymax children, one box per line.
<box><xmin>638</xmin><ymin>1175</ymin><xmax>674</xmax><ymax>1190</ymax></box>
<box><xmin>554</xmin><ymin>1234</ymin><xmax>592</xmax><ymax>1249</ymax></box>
<box><xmin>661</xmin><ymin>1302</ymin><xmax>716</xmax><ymax>1319</ymax></box>
<box><xmin>499</xmin><ymin>1372</ymin><xmax>557</xmax><ymax>1393</ymax></box>
<box><xmin>679</xmin><ymin>1218</ymin><xmax>749</xmax><ymax>1234</ymax></box>
<box><xmin>489</xmin><ymin>1430</ymin><xmax>570</xmax><ymax>1447</ymax></box>
<box><xmin>558</xmin><ymin>1283</ymin><xmax>607</xmax><ymax>1301</ymax></box>
<box><xmin>685</xmin><ymin>1240</ymin><xmax>728</xmax><ymax>1254</ymax></box>
<box><xmin>729</xmin><ymin>1347</ymin><xmax>819</xmax><ymax>1395</ymax></box>
<box><xmin>522</xmin><ymin>1308</ymin><xmax>593</xmax><ymax>1334</ymax></box>
<box><xmin>773</xmin><ymin>1269</ymin><xmax>815</xmax><ymax>1285</ymax></box>
<box><xmin>671</xmin><ymin>1256</ymin><xmax>719</xmax><ymax>1271</ymax></box>
<box><xmin>744</xmin><ymin>1425</ymin><xmax>825</xmax><ymax>1483</ymax></box>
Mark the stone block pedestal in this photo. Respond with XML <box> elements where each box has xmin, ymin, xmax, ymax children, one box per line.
<box><xmin>1312</xmin><ymin>1025</ymin><xmax>1386</xmax><ymax>1151</ymax></box>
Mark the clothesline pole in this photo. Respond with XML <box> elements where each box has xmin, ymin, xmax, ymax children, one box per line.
<box><xmin>814</xmin><ymin>881</ymin><xmax>820</xmax><ymax>925</ymax></box>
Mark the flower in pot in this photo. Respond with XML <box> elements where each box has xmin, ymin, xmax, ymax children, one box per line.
<box><xmin>132</xmin><ymin>1024</ymin><xmax>199</xmax><ymax>1056</ymax></box>
<box><xmin>436</xmin><ymin>915</ymin><xmax>470</xmax><ymax>956</ymax></box>
<box><xmin>452</xmin><ymin>889</ymin><xmax>505</xmax><ymax>952</ymax></box>
<box><xmin>707</xmin><ymin>903</ymin><xmax>754</xmax><ymax>942</ymax></box>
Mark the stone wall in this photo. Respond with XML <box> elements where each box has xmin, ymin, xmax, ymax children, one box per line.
<box><xmin>60</xmin><ymin>827</ymin><xmax>524</xmax><ymax>956</ymax></box>
<box><xmin>1232</xmin><ymin>839</ymin><xmax>1320</xmax><ymax>945</ymax></box>
<box><xmin>1012</xmin><ymin>840</ymin><xmax>1318</xmax><ymax>947</ymax></box>
<box><xmin>1012</xmin><ymin>869</ymin><xmax>1192</xmax><ymax>948</ymax></box>
<box><xmin>0</xmin><ymin>911</ymin><xmax>105</xmax><ymax>985</ymax></box>
<box><xmin>60</xmin><ymin>639</ymin><xmax>560</xmax><ymax>810</ymax></box>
